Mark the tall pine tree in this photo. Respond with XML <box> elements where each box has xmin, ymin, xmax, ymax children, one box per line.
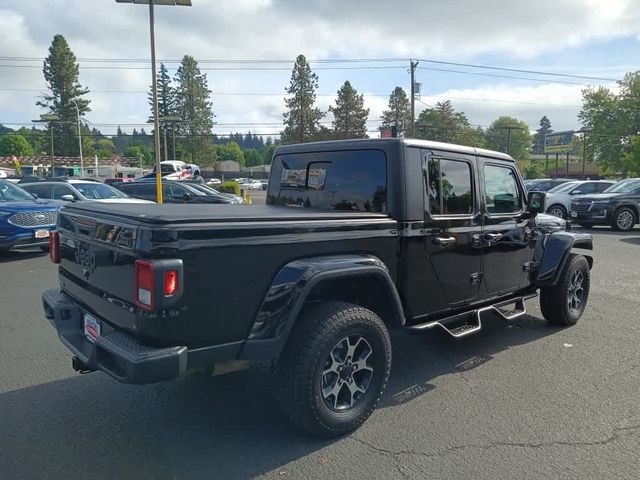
<box><xmin>380</xmin><ymin>87</ymin><xmax>410</xmax><ymax>136</ymax></box>
<box><xmin>148</xmin><ymin>63</ymin><xmax>177</xmax><ymax>159</ymax></box>
<box><xmin>173</xmin><ymin>55</ymin><xmax>214</xmax><ymax>162</ymax></box>
<box><xmin>330</xmin><ymin>81</ymin><xmax>369</xmax><ymax>139</ymax></box>
<box><xmin>282</xmin><ymin>54</ymin><xmax>324</xmax><ymax>144</ymax></box>
<box><xmin>532</xmin><ymin>115</ymin><xmax>553</xmax><ymax>154</ymax></box>
<box><xmin>36</xmin><ymin>34</ymin><xmax>90</xmax><ymax>156</ymax></box>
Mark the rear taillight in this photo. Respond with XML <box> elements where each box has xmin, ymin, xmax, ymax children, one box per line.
<box><xmin>49</xmin><ymin>231</ymin><xmax>61</xmax><ymax>264</ymax></box>
<box><xmin>134</xmin><ymin>260</ymin><xmax>183</xmax><ymax>311</ymax></box>
<box><xmin>135</xmin><ymin>260</ymin><xmax>154</xmax><ymax>310</ymax></box>
<box><xmin>164</xmin><ymin>270</ymin><xmax>178</xmax><ymax>296</ymax></box>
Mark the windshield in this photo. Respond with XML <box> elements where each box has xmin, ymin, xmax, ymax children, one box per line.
<box><xmin>547</xmin><ymin>181</ymin><xmax>580</xmax><ymax>194</ymax></box>
<box><xmin>0</xmin><ymin>179</ymin><xmax>36</xmax><ymax>201</ymax></box>
<box><xmin>603</xmin><ymin>179</ymin><xmax>640</xmax><ymax>193</ymax></box>
<box><xmin>73</xmin><ymin>182</ymin><xmax>128</xmax><ymax>199</ymax></box>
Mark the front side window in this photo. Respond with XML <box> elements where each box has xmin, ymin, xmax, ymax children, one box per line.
<box><xmin>269</xmin><ymin>150</ymin><xmax>387</xmax><ymax>213</ymax></box>
<box><xmin>484</xmin><ymin>164</ymin><xmax>522</xmax><ymax>214</ymax></box>
<box><xmin>23</xmin><ymin>184</ymin><xmax>52</xmax><ymax>200</ymax></box>
<box><xmin>426</xmin><ymin>158</ymin><xmax>473</xmax><ymax>216</ymax></box>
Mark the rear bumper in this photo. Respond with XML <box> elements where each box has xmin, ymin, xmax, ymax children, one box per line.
<box><xmin>0</xmin><ymin>231</ymin><xmax>50</xmax><ymax>251</ymax></box>
<box><xmin>42</xmin><ymin>289</ymin><xmax>188</xmax><ymax>384</ymax></box>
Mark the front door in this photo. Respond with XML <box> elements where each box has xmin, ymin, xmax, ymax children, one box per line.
<box><xmin>423</xmin><ymin>153</ymin><xmax>483</xmax><ymax>308</ymax></box>
<box><xmin>480</xmin><ymin>160</ymin><xmax>534</xmax><ymax>295</ymax></box>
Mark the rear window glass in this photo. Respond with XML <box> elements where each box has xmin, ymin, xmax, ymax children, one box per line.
<box><xmin>268</xmin><ymin>150</ymin><xmax>387</xmax><ymax>213</ymax></box>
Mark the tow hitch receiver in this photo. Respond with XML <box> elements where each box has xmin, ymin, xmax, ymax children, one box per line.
<box><xmin>72</xmin><ymin>356</ymin><xmax>95</xmax><ymax>375</ymax></box>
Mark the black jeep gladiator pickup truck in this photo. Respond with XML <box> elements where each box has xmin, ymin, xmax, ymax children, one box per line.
<box><xmin>43</xmin><ymin>138</ymin><xmax>593</xmax><ymax>437</ymax></box>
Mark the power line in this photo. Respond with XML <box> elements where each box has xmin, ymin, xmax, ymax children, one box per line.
<box><xmin>0</xmin><ymin>55</ymin><xmax>620</xmax><ymax>82</ymax></box>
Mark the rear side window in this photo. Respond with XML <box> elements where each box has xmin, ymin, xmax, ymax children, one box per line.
<box><xmin>484</xmin><ymin>164</ymin><xmax>522</xmax><ymax>214</ymax></box>
<box><xmin>269</xmin><ymin>150</ymin><xmax>387</xmax><ymax>212</ymax></box>
<box><xmin>425</xmin><ymin>158</ymin><xmax>473</xmax><ymax>216</ymax></box>
<box><xmin>23</xmin><ymin>184</ymin><xmax>52</xmax><ymax>199</ymax></box>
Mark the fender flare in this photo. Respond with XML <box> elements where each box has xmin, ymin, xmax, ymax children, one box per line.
<box><xmin>536</xmin><ymin>231</ymin><xmax>593</xmax><ymax>287</ymax></box>
<box><xmin>239</xmin><ymin>254</ymin><xmax>404</xmax><ymax>362</ymax></box>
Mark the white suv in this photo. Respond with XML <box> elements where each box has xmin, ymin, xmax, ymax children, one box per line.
<box><xmin>544</xmin><ymin>180</ymin><xmax>614</xmax><ymax>219</ymax></box>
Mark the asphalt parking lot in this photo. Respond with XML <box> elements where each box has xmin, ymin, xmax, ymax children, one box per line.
<box><xmin>1</xmin><ymin>227</ymin><xmax>639</xmax><ymax>479</ymax></box>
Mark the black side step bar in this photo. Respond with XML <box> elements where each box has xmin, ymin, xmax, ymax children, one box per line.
<box><xmin>406</xmin><ymin>294</ymin><xmax>538</xmax><ymax>338</ymax></box>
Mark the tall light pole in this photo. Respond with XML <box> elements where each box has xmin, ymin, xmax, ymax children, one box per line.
<box><xmin>115</xmin><ymin>0</ymin><xmax>192</xmax><ymax>204</ymax></box>
<box><xmin>70</xmin><ymin>99</ymin><xmax>84</xmax><ymax>177</ymax></box>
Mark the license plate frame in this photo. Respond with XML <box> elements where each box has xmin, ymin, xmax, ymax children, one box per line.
<box><xmin>84</xmin><ymin>313</ymin><xmax>101</xmax><ymax>343</ymax></box>
<box><xmin>34</xmin><ymin>229</ymin><xmax>50</xmax><ymax>239</ymax></box>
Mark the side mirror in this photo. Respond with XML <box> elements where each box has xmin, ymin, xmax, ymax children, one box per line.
<box><xmin>60</xmin><ymin>194</ymin><xmax>76</xmax><ymax>202</ymax></box>
<box><xmin>570</xmin><ymin>190</ymin><xmax>582</xmax><ymax>195</ymax></box>
<box><xmin>526</xmin><ymin>191</ymin><xmax>545</xmax><ymax>216</ymax></box>
<box><xmin>182</xmin><ymin>192</ymin><xmax>192</xmax><ymax>201</ymax></box>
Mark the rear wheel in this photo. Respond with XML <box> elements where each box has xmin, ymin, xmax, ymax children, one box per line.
<box><xmin>540</xmin><ymin>254</ymin><xmax>590</xmax><ymax>326</ymax></box>
<box><xmin>547</xmin><ymin>204</ymin><xmax>567</xmax><ymax>219</ymax></box>
<box><xmin>276</xmin><ymin>301</ymin><xmax>391</xmax><ymax>437</ymax></box>
<box><xmin>612</xmin><ymin>207</ymin><xmax>636</xmax><ymax>231</ymax></box>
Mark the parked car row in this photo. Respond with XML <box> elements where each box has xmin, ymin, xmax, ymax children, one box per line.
<box><xmin>114</xmin><ymin>179</ymin><xmax>244</xmax><ymax>204</ymax></box>
<box><xmin>526</xmin><ymin>177</ymin><xmax>640</xmax><ymax>231</ymax></box>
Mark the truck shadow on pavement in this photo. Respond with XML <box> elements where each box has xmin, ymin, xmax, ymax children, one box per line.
<box><xmin>0</xmin><ymin>313</ymin><xmax>557</xmax><ymax>479</ymax></box>
<box><xmin>0</xmin><ymin>249</ymin><xmax>46</xmax><ymax>264</ymax></box>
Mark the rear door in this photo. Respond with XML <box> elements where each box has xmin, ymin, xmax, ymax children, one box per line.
<box><xmin>480</xmin><ymin>160</ymin><xmax>534</xmax><ymax>295</ymax></box>
<box><xmin>422</xmin><ymin>152</ymin><xmax>483</xmax><ymax>306</ymax></box>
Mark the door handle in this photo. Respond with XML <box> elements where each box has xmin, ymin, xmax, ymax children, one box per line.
<box><xmin>433</xmin><ymin>236</ymin><xmax>456</xmax><ymax>247</ymax></box>
<box><xmin>484</xmin><ymin>232</ymin><xmax>503</xmax><ymax>243</ymax></box>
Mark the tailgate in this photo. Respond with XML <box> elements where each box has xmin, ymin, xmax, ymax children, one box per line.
<box><xmin>57</xmin><ymin>209</ymin><xmax>140</xmax><ymax>333</ymax></box>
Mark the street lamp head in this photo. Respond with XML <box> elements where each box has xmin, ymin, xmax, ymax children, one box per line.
<box><xmin>115</xmin><ymin>0</ymin><xmax>192</xmax><ymax>5</ymax></box>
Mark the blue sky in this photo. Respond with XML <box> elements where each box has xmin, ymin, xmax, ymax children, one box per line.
<box><xmin>1</xmin><ymin>0</ymin><xmax>638</xmax><ymax>137</ymax></box>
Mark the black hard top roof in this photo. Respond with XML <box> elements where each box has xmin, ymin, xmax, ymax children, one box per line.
<box><xmin>274</xmin><ymin>138</ymin><xmax>514</xmax><ymax>162</ymax></box>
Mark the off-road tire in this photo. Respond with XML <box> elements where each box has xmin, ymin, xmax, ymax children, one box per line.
<box><xmin>276</xmin><ymin>301</ymin><xmax>392</xmax><ymax>437</ymax></box>
<box><xmin>611</xmin><ymin>207</ymin><xmax>636</xmax><ymax>232</ymax></box>
<box><xmin>540</xmin><ymin>254</ymin><xmax>590</xmax><ymax>326</ymax></box>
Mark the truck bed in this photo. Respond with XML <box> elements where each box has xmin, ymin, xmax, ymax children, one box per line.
<box><xmin>55</xmin><ymin>202</ymin><xmax>399</xmax><ymax>349</ymax></box>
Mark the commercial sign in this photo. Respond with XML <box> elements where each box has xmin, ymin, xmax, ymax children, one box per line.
<box><xmin>544</xmin><ymin>130</ymin><xmax>574</xmax><ymax>153</ymax></box>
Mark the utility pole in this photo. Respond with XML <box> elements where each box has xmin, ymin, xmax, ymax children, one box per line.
<box><xmin>71</xmin><ymin>99</ymin><xmax>84</xmax><ymax>178</ymax></box>
<box><xmin>409</xmin><ymin>60</ymin><xmax>419</xmax><ymax>138</ymax></box>
<box><xmin>502</xmin><ymin>125</ymin><xmax>521</xmax><ymax>155</ymax></box>
<box><xmin>578</xmin><ymin>128</ymin><xmax>591</xmax><ymax>179</ymax></box>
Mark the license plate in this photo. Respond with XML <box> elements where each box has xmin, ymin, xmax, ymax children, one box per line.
<box><xmin>570</xmin><ymin>211</ymin><xmax>578</xmax><ymax>218</ymax></box>
<box><xmin>34</xmin><ymin>229</ymin><xmax>50</xmax><ymax>239</ymax></box>
<box><xmin>84</xmin><ymin>313</ymin><xmax>101</xmax><ymax>343</ymax></box>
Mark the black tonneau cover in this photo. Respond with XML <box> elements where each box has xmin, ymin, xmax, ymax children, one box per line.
<box><xmin>61</xmin><ymin>202</ymin><xmax>390</xmax><ymax>225</ymax></box>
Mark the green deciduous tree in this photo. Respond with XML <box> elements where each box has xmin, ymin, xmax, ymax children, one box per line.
<box><xmin>0</xmin><ymin>134</ymin><xmax>35</xmax><ymax>157</ymax></box>
<box><xmin>485</xmin><ymin>116</ymin><xmax>532</xmax><ymax>160</ymax></box>
<box><xmin>244</xmin><ymin>149</ymin><xmax>263</xmax><ymax>167</ymax></box>
<box><xmin>330</xmin><ymin>81</ymin><xmax>369</xmax><ymax>139</ymax></box>
<box><xmin>380</xmin><ymin>87</ymin><xmax>411</xmax><ymax>136</ymax></box>
<box><xmin>215</xmin><ymin>141</ymin><xmax>244</xmax><ymax>167</ymax></box>
<box><xmin>36</xmin><ymin>34</ymin><xmax>90</xmax><ymax>156</ymax></box>
<box><xmin>416</xmin><ymin>100</ymin><xmax>484</xmax><ymax>147</ymax></box>
<box><xmin>282</xmin><ymin>54</ymin><xmax>324</xmax><ymax>144</ymax></box>
<box><xmin>532</xmin><ymin>115</ymin><xmax>553</xmax><ymax>154</ymax></box>
<box><xmin>579</xmin><ymin>72</ymin><xmax>640</xmax><ymax>176</ymax></box>
<box><xmin>174</xmin><ymin>55</ymin><xmax>214</xmax><ymax>162</ymax></box>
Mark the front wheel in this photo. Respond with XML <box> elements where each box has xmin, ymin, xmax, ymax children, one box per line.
<box><xmin>612</xmin><ymin>207</ymin><xmax>636</xmax><ymax>231</ymax></box>
<box><xmin>540</xmin><ymin>254</ymin><xmax>590</xmax><ymax>326</ymax></box>
<box><xmin>276</xmin><ymin>301</ymin><xmax>392</xmax><ymax>437</ymax></box>
<box><xmin>547</xmin><ymin>204</ymin><xmax>567</xmax><ymax>219</ymax></box>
